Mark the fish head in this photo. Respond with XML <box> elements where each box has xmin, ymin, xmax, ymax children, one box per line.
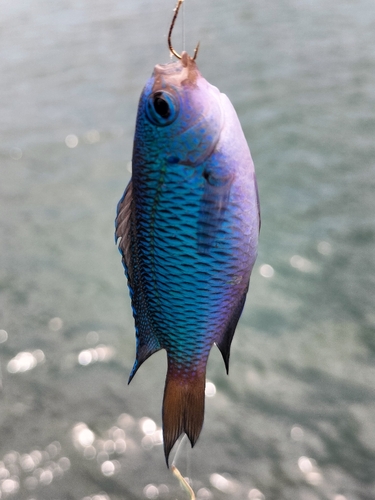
<box><xmin>135</xmin><ymin>52</ymin><xmax>223</xmax><ymax>167</ymax></box>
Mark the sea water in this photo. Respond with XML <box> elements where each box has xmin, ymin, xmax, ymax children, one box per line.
<box><xmin>1</xmin><ymin>0</ymin><xmax>375</xmax><ymax>499</ymax></box>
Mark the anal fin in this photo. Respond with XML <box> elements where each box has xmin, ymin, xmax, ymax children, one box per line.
<box><xmin>216</xmin><ymin>291</ymin><xmax>248</xmax><ymax>374</ymax></box>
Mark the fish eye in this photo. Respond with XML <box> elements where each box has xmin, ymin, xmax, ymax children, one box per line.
<box><xmin>154</xmin><ymin>94</ymin><xmax>170</xmax><ymax>118</ymax></box>
<box><xmin>146</xmin><ymin>91</ymin><xmax>179</xmax><ymax>126</ymax></box>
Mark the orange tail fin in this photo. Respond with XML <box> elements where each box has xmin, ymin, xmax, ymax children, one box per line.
<box><xmin>162</xmin><ymin>364</ymin><xmax>206</xmax><ymax>466</ymax></box>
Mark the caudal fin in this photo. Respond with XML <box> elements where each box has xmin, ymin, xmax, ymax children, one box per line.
<box><xmin>162</xmin><ymin>365</ymin><xmax>206</xmax><ymax>466</ymax></box>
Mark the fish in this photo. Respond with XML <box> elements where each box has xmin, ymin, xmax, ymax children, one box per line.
<box><xmin>115</xmin><ymin>45</ymin><xmax>260</xmax><ymax>465</ymax></box>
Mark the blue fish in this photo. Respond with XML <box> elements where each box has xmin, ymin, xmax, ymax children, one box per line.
<box><xmin>116</xmin><ymin>21</ymin><xmax>260</xmax><ymax>465</ymax></box>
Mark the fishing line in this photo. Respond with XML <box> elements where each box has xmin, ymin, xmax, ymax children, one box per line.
<box><xmin>171</xmin><ymin>435</ymin><xmax>195</xmax><ymax>499</ymax></box>
<box><xmin>182</xmin><ymin>0</ymin><xmax>186</xmax><ymax>52</ymax></box>
<box><xmin>171</xmin><ymin>434</ymin><xmax>188</xmax><ymax>466</ymax></box>
<box><xmin>168</xmin><ymin>0</ymin><xmax>199</xmax><ymax>60</ymax></box>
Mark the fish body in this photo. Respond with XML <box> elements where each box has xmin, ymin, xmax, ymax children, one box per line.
<box><xmin>116</xmin><ymin>52</ymin><xmax>260</xmax><ymax>464</ymax></box>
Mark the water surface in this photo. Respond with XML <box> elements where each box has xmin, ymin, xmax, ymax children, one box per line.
<box><xmin>1</xmin><ymin>1</ymin><xmax>375</xmax><ymax>499</ymax></box>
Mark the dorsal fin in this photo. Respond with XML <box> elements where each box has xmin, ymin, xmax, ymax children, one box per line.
<box><xmin>115</xmin><ymin>180</ymin><xmax>161</xmax><ymax>382</ymax></box>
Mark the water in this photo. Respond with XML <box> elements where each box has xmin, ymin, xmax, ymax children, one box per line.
<box><xmin>1</xmin><ymin>0</ymin><xmax>375</xmax><ymax>499</ymax></box>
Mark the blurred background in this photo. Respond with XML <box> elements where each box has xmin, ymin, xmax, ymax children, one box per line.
<box><xmin>1</xmin><ymin>0</ymin><xmax>375</xmax><ymax>499</ymax></box>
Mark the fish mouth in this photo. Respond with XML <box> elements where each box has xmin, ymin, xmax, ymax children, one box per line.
<box><xmin>152</xmin><ymin>51</ymin><xmax>201</xmax><ymax>88</ymax></box>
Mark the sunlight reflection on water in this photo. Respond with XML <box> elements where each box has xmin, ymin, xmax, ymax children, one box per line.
<box><xmin>0</xmin><ymin>444</ymin><xmax>71</xmax><ymax>497</ymax></box>
<box><xmin>7</xmin><ymin>350</ymin><xmax>45</xmax><ymax>374</ymax></box>
<box><xmin>78</xmin><ymin>345</ymin><xmax>114</xmax><ymax>366</ymax></box>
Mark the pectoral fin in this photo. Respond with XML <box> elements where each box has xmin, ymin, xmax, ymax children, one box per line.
<box><xmin>198</xmin><ymin>169</ymin><xmax>234</xmax><ymax>254</ymax></box>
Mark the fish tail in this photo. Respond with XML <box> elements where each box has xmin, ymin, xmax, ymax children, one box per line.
<box><xmin>162</xmin><ymin>361</ymin><xmax>206</xmax><ymax>467</ymax></box>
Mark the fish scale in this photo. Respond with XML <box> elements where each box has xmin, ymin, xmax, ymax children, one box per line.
<box><xmin>137</xmin><ymin>182</ymin><xmax>242</xmax><ymax>338</ymax></box>
<box><xmin>116</xmin><ymin>51</ymin><xmax>259</xmax><ymax>465</ymax></box>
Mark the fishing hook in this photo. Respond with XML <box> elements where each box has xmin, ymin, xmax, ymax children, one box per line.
<box><xmin>168</xmin><ymin>0</ymin><xmax>200</xmax><ymax>60</ymax></box>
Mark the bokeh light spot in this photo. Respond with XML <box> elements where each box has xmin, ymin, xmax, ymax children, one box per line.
<box><xmin>1</xmin><ymin>478</ymin><xmax>19</xmax><ymax>494</ymax></box>
<box><xmin>65</xmin><ymin>134</ymin><xmax>79</xmax><ymax>148</ymax></box>
<box><xmin>158</xmin><ymin>484</ymin><xmax>169</xmax><ymax>495</ymax></box>
<box><xmin>117</xmin><ymin>413</ymin><xmax>135</xmax><ymax>429</ymax></box>
<box><xmin>291</xmin><ymin>425</ymin><xmax>304</xmax><ymax>441</ymax></box>
<box><xmin>48</xmin><ymin>317</ymin><xmax>63</xmax><ymax>331</ymax></box>
<box><xmin>317</xmin><ymin>241</ymin><xmax>332</xmax><ymax>255</ymax></box>
<box><xmin>152</xmin><ymin>430</ymin><xmax>163</xmax><ymax>446</ymax></box>
<box><xmin>45</xmin><ymin>441</ymin><xmax>61</xmax><ymax>458</ymax></box>
<box><xmin>143</xmin><ymin>484</ymin><xmax>159</xmax><ymax>499</ymax></box>
<box><xmin>103</xmin><ymin>440</ymin><xmax>115</xmax><ymax>454</ymax></box>
<box><xmin>0</xmin><ymin>467</ymin><xmax>10</xmax><ymax>480</ymax></box>
<box><xmin>197</xmin><ymin>488</ymin><xmax>213</xmax><ymax>499</ymax></box>
<box><xmin>259</xmin><ymin>263</ymin><xmax>274</xmax><ymax>278</ymax></box>
<box><xmin>298</xmin><ymin>456</ymin><xmax>314</xmax><ymax>474</ymax></box>
<box><xmin>290</xmin><ymin>255</ymin><xmax>313</xmax><ymax>272</ymax></box>
<box><xmin>306</xmin><ymin>471</ymin><xmax>322</xmax><ymax>485</ymax></box>
<box><xmin>72</xmin><ymin>423</ymin><xmax>97</xmax><ymax>451</ymax></box>
<box><xmin>205</xmin><ymin>381</ymin><xmax>216</xmax><ymax>397</ymax></box>
<box><xmin>114</xmin><ymin>438</ymin><xmax>127</xmax><ymax>454</ymax></box>
<box><xmin>85</xmin><ymin>129</ymin><xmax>100</xmax><ymax>143</ymax></box>
<box><xmin>39</xmin><ymin>469</ymin><xmax>53</xmax><ymax>485</ymax></box>
<box><xmin>7</xmin><ymin>351</ymin><xmax>43</xmax><ymax>374</ymax></box>
<box><xmin>209</xmin><ymin>473</ymin><xmax>234</xmax><ymax>493</ymax></box>
<box><xmin>101</xmin><ymin>460</ymin><xmax>115</xmax><ymax>477</ymax></box>
<box><xmin>30</xmin><ymin>450</ymin><xmax>42</xmax><ymax>466</ymax></box>
<box><xmin>141</xmin><ymin>435</ymin><xmax>154</xmax><ymax>450</ymax></box>
<box><xmin>20</xmin><ymin>454</ymin><xmax>35</xmax><ymax>472</ymax></box>
<box><xmin>248</xmin><ymin>488</ymin><xmax>265</xmax><ymax>500</ymax></box>
<box><xmin>78</xmin><ymin>350</ymin><xmax>92</xmax><ymax>366</ymax></box>
<box><xmin>24</xmin><ymin>476</ymin><xmax>38</xmax><ymax>490</ymax></box>
<box><xmin>0</xmin><ymin>329</ymin><xmax>8</xmax><ymax>343</ymax></box>
<box><xmin>9</xmin><ymin>147</ymin><xmax>23</xmax><ymax>160</ymax></box>
<box><xmin>140</xmin><ymin>418</ymin><xmax>156</xmax><ymax>435</ymax></box>
<box><xmin>58</xmin><ymin>457</ymin><xmax>71</xmax><ymax>471</ymax></box>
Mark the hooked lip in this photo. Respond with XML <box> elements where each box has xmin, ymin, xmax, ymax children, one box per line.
<box><xmin>152</xmin><ymin>52</ymin><xmax>201</xmax><ymax>92</ymax></box>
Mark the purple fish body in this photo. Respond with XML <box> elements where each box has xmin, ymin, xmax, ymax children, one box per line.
<box><xmin>116</xmin><ymin>52</ymin><xmax>260</xmax><ymax>464</ymax></box>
